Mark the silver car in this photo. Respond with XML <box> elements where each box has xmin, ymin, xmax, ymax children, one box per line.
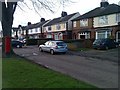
<box><xmin>39</xmin><ymin>40</ymin><xmax>68</xmax><ymax>55</ymax></box>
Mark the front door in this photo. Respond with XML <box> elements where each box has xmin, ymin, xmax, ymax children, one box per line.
<box><xmin>80</xmin><ymin>35</ymin><xmax>85</xmax><ymax>39</ymax></box>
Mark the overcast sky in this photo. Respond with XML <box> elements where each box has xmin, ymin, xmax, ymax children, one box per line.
<box><xmin>0</xmin><ymin>0</ymin><xmax>120</xmax><ymax>29</ymax></box>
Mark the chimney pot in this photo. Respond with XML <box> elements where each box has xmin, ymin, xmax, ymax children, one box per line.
<box><xmin>41</xmin><ymin>18</ymin><xmax>45</xmax><ymax>22</ymax></box>
<box><xmin>100</xmin><ymin>0</ymin><xmax>109</xmax><ymax>7</ymax></box>
<box><xmin>61</xmin><ymin>11</ymin><xmax>67</xmax><ymax>17</ymax></box>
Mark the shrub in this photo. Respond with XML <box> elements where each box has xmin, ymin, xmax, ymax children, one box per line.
<box><xmin>37</xmin><ymin>38</ymin><xmax>53</xmax><ymax>46</ymax></box>
<box><xmin>26</xmin><ymin>39</ymin><xmax>38</xmax><ymax>45</ymax></box>
<box><xmin>67</xmin><ymin>43</ymin><xmax>78</xmax><ymax>51</ymax></box>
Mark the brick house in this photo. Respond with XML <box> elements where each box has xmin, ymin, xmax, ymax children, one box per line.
<box><xmin>93</xmin><ymin>1</ymin><xmax>120</xmax><ymax>42</ymax></box>
<box><xmin>43</xmin><ymin>11</ymin><xmax>80</xmax><ymax>40</ymax></box>
<box><xmin>72</xmin><ymin>0</ymin><xmax>120</xmax><ymax>42</ymax></box>
<box><xmin>72</xmin><ymin>15</ymin><xmax>94</xmax><ymax>40</ymax></box>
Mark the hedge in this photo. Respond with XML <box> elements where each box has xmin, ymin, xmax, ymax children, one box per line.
<box><xmin>26</xmin><ymin>38</ymin><xmax>53</xmax><ymax>46</ymax></box>
<box><xmin>26</xmin><ymin>38</ymin><xmax>95</xmax><ymax>49</ymax></box>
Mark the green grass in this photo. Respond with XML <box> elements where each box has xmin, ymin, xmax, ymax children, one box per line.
<box><xmin>2</xmin><ymin>56</ymin><xmax>97</xmax><ymax>88</ymax></box>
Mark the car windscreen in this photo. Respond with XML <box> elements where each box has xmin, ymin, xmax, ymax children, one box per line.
<box><xmin>94</xmin><ymin>39</ymin><xmax>101</xmax><ymax>43</ymax></box>
<box><xmin>94</xmin><ymin>39</ymin><xmax>106</xmax><ymax>43</ymax></box>
<box><xmin>56</xmin><ymin>42</ymin><xmax>66</xmax><ymax>46</ymax></box>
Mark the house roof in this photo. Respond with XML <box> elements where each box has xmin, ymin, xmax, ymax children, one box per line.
<box><xmin>73</xmin><ymin>4</ymin><xmax>120</xmax><ymax>21</ymax></box>
<box><xmin>44</xmin><ymin>12</ymin><xmax>78</xmax><ymax>26</ymax></box>
<box><xmin>25</xmin><ymin>20</ymin><xmax>49</xmax><ymax>30</ymax></box>
<box><xmin>12</xmin><ymin>27</ymin><xmax>19</xmax><ymax>31</ymax></box>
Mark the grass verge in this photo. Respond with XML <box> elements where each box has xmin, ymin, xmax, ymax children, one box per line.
<box><xmin>2</xmin><ymin>56</ymin><xmax>97</xmax><ymax>88</ymax></box>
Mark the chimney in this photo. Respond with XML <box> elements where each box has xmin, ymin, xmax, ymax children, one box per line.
<box><xmin>118</xmin><ymin>1</ymin><xmax>120</xmax><ymax>6</ymax></box>
<box><xmin>18</xmin><ymin>25</ymin><xmax>22</xmax><ymax>28</ymax></box>
<box><xmin>100</xmin><ymin>0</ymin><xmax>109</xmax><ymax>7</ymax></box>
<box><xmin>61</xmin><ymin>11</ymin><xmax>67</xmax><ymax>17</ymax></box>
<box><xmin>40</xmin><ymin>18</ymin><xmax>45</xmax><ymax>22</ymax></box>
<box><xmin>27</xmin><ymin>22</ymin><xmax>31</xmax><ymax>26</ymax></box>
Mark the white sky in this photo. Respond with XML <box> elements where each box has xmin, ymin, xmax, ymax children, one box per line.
<box><xmin>0</xmin><ymin>0</ymin><xmax>120</xmax><ymax>29</ymax></box>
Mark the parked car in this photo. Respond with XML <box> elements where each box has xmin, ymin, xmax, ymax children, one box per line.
<box><xmin>93</xmin><ymin>38</ymin><xmax>118</xmax><ymax>50</ymax></box>
<box><xmin>116</xmin><ymin>41</ymin><xmax>120</xmax><ymax>46</ymax></box>
<box><xmin>39</xmin><ymin>40</ymin><xmax>68</xmax><ymax>55</ymax></box>
<box><xmin>12</xmin><ymin>40</ymin><xmax>23</xmax><ymax>48</ymax></box>
<box><xmin>18</xmin><ymin>38</ymin><xmax>26</xmax><ymax>45</ymax></box>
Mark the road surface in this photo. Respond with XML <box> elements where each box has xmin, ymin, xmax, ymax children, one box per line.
<box><xmin>14</xmin><ymin>46</ymin><xmax>118</xmax><ymax>88</ymax></box>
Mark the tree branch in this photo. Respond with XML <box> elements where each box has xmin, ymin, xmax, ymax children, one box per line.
<box><xmin>12</xmin><ymin>2</ymin><xmax>17</xmax><ymax>15</ymax></box>
<box><xmin>17</xmin><ymin>3</ymin><xmax>25</xmax><ymax>12</ymax></box>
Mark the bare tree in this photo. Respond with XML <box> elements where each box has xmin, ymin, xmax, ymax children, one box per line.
<box><xmin>0</xmin><ymin>0</ymin><xmax>72</xmax><ymax>57</ymax></box>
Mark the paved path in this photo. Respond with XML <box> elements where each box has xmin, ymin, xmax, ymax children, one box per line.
<box><xmin>14</xmin><ymin>46</ymin><xmax>119</xmax><ymax>88</ymax></box>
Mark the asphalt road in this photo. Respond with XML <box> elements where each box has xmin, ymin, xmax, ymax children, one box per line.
<box><xmin>13</xmin><ymin>46</ymin><xmax>118</xmax><ymax>88</ymax></box>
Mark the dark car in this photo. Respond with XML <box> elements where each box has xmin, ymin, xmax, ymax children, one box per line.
<box><xmin>18</xmin><ymin>38</ymin><xmax>26</xmax><ymax>45</ymax></box>
<box><xmin>116</xmin><ymin>41</ymin><xmax>120</xmax><ymax>46</ymax></box>
<box><xmin>12</xmin><ymin>40</ymin><xmax>23</xmax><ymax>48</ymax></box>
<box><xmin>93</xmin><ymin>38</ymin><xmax>118</xmax><ymax>50</ymax></box>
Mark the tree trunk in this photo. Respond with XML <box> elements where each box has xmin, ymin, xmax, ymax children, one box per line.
<box><xmin>2</xmin><ymin>20</ymin><xmax>13</xmax><ymax>57</ymax></box>
<box><xmin>1</xmin><ymin>2</ymin><xmax>16</xmax><ymax>57</ymax></box>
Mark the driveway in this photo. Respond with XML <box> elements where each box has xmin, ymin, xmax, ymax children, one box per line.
<box><xmin>13</xmin><ymin>46</ymin><xmax>118</xmax><ymax>88</ymax></box>
<box><xmin>69</xmin><ymin>48</ymin><xmax>119</xmax><ymax>63</ymax></box>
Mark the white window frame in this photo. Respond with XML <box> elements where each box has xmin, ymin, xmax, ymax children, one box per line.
<box><xmin>35</xmin><ymin>28</ymin><xmax>38</xmax><ymax>32</ymax></box>
<box><xmin>116</xmin><ymin>13</ymin><xmax>120</xmax><ymax>23</ymax></box>
<box><xmin>30</xmin><ymin>29</ymin><xmax>32</xmax><ymax>33</ymax></box>
<box><xmin>98</xmin><ymin>15</ymin><xmax>108</xmax><ymax>25</ymax></box>
<box><xmin>79</xmin><ymin>32</ymin><xmax>90</xmax><ymax>39</ymax></box>
<box><xmin>48</xmin><ymin>26</ymin><xmax>51</xmax><ymax>31</ymax></box>
<box><xmin>73</xmin><ymin>21</ymin><xmax>77</xmax><ymax>27</ymax></box>
<box><xmin>56</xmin><ymin>24</ymin><xmax>61</xmax><ymax>30</ymax></box>
<box><xmin>96</xmin><ymin>31</ymin><xmax>111</xmax><ymax>39</ymax></box>
<box><xmin>80</xmin><ymin>19</ymin><xmax>88</xmax><ymax>27</ymax></box>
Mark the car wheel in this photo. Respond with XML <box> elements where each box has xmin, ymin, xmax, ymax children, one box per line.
<box><xmin>16</xmin><ymin>45</ymin><xmax>20</xmax><ymax>48</ymax></box>
<box><xmin>105</xmin><ymin>46</ymin><xmax>109</xmax><ymax>50</ymax></box>
<box><xmin>39</xmin><ymin>47</ymin><xmax>43</xmax><ymax>52</ymax></box>
<box><xmin>50</xmin><ymin>50</ymin><xmax>54</xmax><ymax>55</ymax></box>
<box><xmin>63</xmin><ymin>52</ymin><xmax>66</xmax><ymax>54</ymax></box>
<box><xmin>115</xmin><ymin>45</ymin><xmax>118</xmax><ymax>48</ymax></box>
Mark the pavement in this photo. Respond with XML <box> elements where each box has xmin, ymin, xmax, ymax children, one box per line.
<box><xmin>68</xmin><ymin>48</ymin><xmax>119</xmax><ymax>63</ymax></box>
<box><xmin>13</xmin><ymin>45</ymin><xmax>119</xmax><ymax>88</ymax></box>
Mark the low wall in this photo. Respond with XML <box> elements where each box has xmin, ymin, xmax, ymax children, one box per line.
<box><xmin>65</xmin><ymin>39</ymin><xmax>95</xmax><ymax>50</ymax></box>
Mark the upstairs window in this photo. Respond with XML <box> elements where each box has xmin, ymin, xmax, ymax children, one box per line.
<box><xmin>19</xmin><ymin>30</ymin><xmax>21</xmax><ymax>34</ymax></box>
<box><xmin>73</xmin><ymin>21</ymin><xmax>77</xmax><ymax>27</ymax></box>
<box><xmin>116</xmin><ymin>13</ymin><xmax>120</xmax><ymax>23</ymax></box>
<box><xmin>80</xmin><ymin>19</ymin><xmax>88</xmax><ymax>27</ymax></box>
<box><xmin>63</xmin><ymin>23</ymin><xmax>66</xmax><ymax>29</ymax></box>
<box><xmin>48</xmin><ymin>26</ymin><xmax>51</xmax><ymax>31</ymax></box>
<box><xmin>56</xmin><ymin>24</ymin><xmax>61</xmax><ymax>30</ymax></box>
<box><xmin>30</xmin><ymin>29</ymin><xmax>32</xmax><ymax>33</ymax></box>
<box><xmin>35</xmin><ymin>28</ymin><xmax>38</xmax><ymax>32</ymax></box>
<box><xmin>98</xmin><ymin>15</ymin><xmax>108</xmax><ymax>25</ymax></box>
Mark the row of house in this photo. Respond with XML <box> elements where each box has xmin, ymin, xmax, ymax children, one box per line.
<box><xmin>12</xmin><ymin>0</ymin><xmax>120</xmax><ymax>42</ymax></box>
